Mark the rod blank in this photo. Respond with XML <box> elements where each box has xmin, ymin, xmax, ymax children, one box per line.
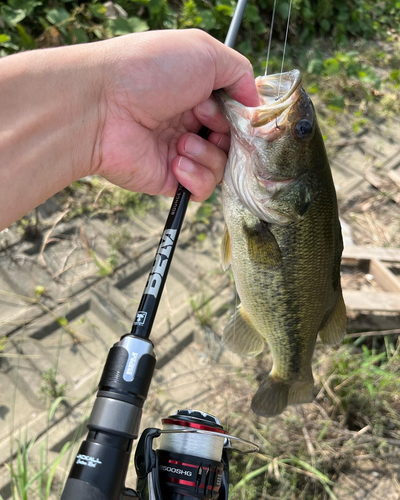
<box><xmin>224</xmin><ymin>0</ymin><xmax>248</xmax><ymax>48</ymax></box>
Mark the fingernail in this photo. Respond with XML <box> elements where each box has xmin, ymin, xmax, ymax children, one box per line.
<box><xmin>185</xmin><ymin>135</ymin><xmax>205</xmax><ymax>156</ymax></box>
<box><xmin>196</xmin><ymin>98</ymin><xmax>217</xmax><ymax>117</ymax></box>
<box><xmin>178</xmin><ymin>156</ymin><xmax>195</xmax><ymax>173</ymax></box>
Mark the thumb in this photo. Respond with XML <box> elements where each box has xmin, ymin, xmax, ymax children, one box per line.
<box><xmin>202</xmin><ymin>32</ymin><xmax>259</xmax><ymax>107</ymax></box>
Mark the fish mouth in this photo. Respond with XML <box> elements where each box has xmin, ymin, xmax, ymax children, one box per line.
<box><xmin>250</xmin><ymin>70</ymin><xmax>302</xmax><ymax>128</ymax></box>
<box><xmin>213</xmin><ymin>70</ymin><xmax>302</xmax><ymax>134</ymax></box>
<box><xmin>256</xmin><ymin>70</ymin><xmax>302</xmax><ymax>106</ymax></box>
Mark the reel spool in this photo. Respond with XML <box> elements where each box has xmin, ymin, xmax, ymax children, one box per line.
<box><xmin>157</xmin><ymin>410</ymin><xmax>227</xmax><ymax>499</ymax></box>
<box><xmin>134</xmin><ymin>409</ymin><xmax>258</xmax><ymax>500</ymax></box>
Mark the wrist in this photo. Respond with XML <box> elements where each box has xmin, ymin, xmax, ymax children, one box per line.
<box><xmin>60</xmin><ymin>42</ymin><xmax>108</xmax><ymax>182</ymax></box>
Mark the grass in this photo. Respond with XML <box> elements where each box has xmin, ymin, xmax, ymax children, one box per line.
<box><xmin>63</xmin><ymin>178</ymin><xmax>157</xmax><ymax>222</ymax></box>
<box><xmin>328</xmin><ymin>341</ymin><xmax>400</xmax><ymax>435</ymax></box>
<box><xmin>219</xmin><ymin>335</ymin><xmax>400</xmax><ymax>499</ymax></box>
<box><xmin>3</xmin><ymin>234</ymin><xmax>400</xmax><ymax>498</ymax></box>
<box><xmin>255</xmin><ymin>38</ymin><xmax>400</xmax><ymax>146</ymax></box>
<box><xmin>107</xmin><ymin>228</ymin><xmax>132</xmax><ymax>253</ymax></box>
<box><xmin>89</xmin><ymin>248</ymin><xmax>119</xmax><ymax>277</ymax></box>
<box><xmin>186</xmin><ymin>275</ymin><xmax>400</xmax><ymax>499</ymax></box>
<box><xmin>13</xmin><ymin>177</ymin><xmax>159</xmax><ymax>239</ymax></box>
<box><xmin>38</xmin><ymin>368</ymin><xmax>67</xmax><ymax>406</ymax></box>
<box><xmin>0</xmin><ymin>395</ymin><xmax>72</xmax><ymax>500</ymax></box>
<box><xmin>3</xmin><ymin>434</ymin><xmax>70</xmax><ymax>500</ymax></box>
<box><xmin>0</xmin><ymin>336</ymin><xmax>7</xmax><ymax>352</ymax></box>
<box><xmin>190</xmin><ymin>293</ymin><xmax>214</xmax><ymax>329</ymax></box>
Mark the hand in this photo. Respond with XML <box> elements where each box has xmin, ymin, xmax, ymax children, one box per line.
<box><xmin>94</xmin><ymin>29</ymin><xmax>259</xmax><ymax>201</ymax></box>
<box><xmin>0</xmin><ymin>29</ymin><xmax>258</xmax><ymax>230</ymax></box>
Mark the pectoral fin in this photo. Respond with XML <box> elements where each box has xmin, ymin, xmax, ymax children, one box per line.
<box><xmin>221</xmin><ymin>226</ymin><xmax>231</xmax><ymax>271</ymax></box>
<box><xmin>223</xmin><ymin>305</ymin><xmax>264</xmax><ymax>357</ymax></box>
<box><xmin>318</xmin><ymin>290</ymin><xmax>346</xmax><ymax>345</ymax></box>
<box><xmin>243</xmin><ymin>220</ymin><xmax>282</xmax><ymax>267</ymax></box>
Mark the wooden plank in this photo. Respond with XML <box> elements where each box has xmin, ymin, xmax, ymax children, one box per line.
<box><xmin>382</xmin><ymin>150</ymin><xmax>400</xmax><ymax>171</ymax></box>
<box><xmin>365</xmin><ymin>171</ymin><xmax>400</xmax><ymax>203</ymax></box>
<box><xmin>343</xmin><ymin>290</ymin><xmax>400</xmax><ymax>312</ymax></box>
<box><xmin>347</xmin><ymin>313</ymin><xmax>400</xmax><ymax>332</ymax></box>
<box><xmin>346</xmin><ymin>328</ymin><xmax>400</xmax><ymax>339</ymax></box>
<box><xmin>369</xmin><ymin>259</ymin><xmax>400</xmax><ymax>293</ymax></box>
<box><xmin>342</xmin><ymin>246</ymin><xmax>400</xmax><ymax>263</ymax></box>
<box><xmin>388</xmin><ymin>168</ymin><xmax>400</xmax><ymax>189</ymax></box>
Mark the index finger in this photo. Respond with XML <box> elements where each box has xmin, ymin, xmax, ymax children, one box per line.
<box><xmin>194</xmin><ymin>97</ymin><xmax>230</xmax><ymax>134</ymax></box>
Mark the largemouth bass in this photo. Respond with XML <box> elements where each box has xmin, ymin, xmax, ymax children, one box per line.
<box><xmin>214</xmin><ymin>70</ymin><xmax>346</xmax><ymax>417</ymax></box>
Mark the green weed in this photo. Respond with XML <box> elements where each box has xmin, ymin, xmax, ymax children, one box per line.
<box><xmin>2</xmin><ymin>428</ymin><xmax>70</xmax><ymax>500</ymax></box>
<box><xmin>108</xmin><ymin>228</ymin><xmax>132</xmax><ymax>252</ymax></box>
<box><xmin>89</xmin><ymin>248</ymin><xmax>119</xmax><ymax>277</ymax></box>
<box><xmin>95</xmin><ymin>185</ymin><xmax>155</xmax><ymax>217</ymax></box>
<box><xmin>0</xmin><ymin>335</ymin><xmax>7</xmax><ymax>352</ymax></box>
<box><xmin>38</xmin><ymin>368</ymin><xmax>67</xmax><ymax>406</ymax></box>
<box><xmin>190</xmin><ymin>293</ymin><xmax>214</xmax><ymax>329</ymax></box>
<box><xmin>2</xmin><ymin>0</ymin><xmax>400</xmax><ymax>58</ymax></box>
<box><xmin>327</xmin><ymin>342</ymin><xmax>400</xmax><ymax>434</ymax></box>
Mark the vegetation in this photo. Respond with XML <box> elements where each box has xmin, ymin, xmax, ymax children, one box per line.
<box><xmin>2</xmin><ymin>399</ymin><xmax>70</xmax><ymax>500</ymax></box>
<box><xmin>3</xmin><ymin>438</ymin><xmax>70</xmax><ymax>500</ymax></box>
<box><xmin>3</xmin><ymin>0</ymin><xmax>400</xmax><ymax>225</ymax></box>
<box><xmin>63</xmin><ymin>178</ymin><xmax>157</xmax><ymax>221</ymax></box>
<box><xmin>1</xmin><ymin>0</ymin><xmax>400</xmax><ymax>56</ymax></box>
<box><xmin>220</xmin><ymin>333</ymin><xmax>400</xmax><ymax>499</ymax></box>
<box><xmin>190</xmin><ymin>293</ymin><xmax>214</xmax><ymax>328</ymax></box>
<box><xmin>38</xmin><ymin>368</ymin><xmax>67</xmax><ymax>405</ymax></box>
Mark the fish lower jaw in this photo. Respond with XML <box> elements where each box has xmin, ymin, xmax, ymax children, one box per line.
<box><xmin>256</xmin><ymin>176</ymin><xmax>294</xmax><ymax>191</ymax></box>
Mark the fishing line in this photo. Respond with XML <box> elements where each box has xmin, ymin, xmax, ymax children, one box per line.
<box><xmin>277</xmin><ymin>0</ymin><xmax>293</xmax><ymax>96</ymax></box>
<box><xmin>264</xmin><ymin>0</ymin><xmax>277</xmax><ymax>76</ymax></box>
<box><xmin>225</xmin><ymin>262</ymin><xmax>240</xmax><ymax>436</ymax></box>
<box><xmin>227</xmin><ymin>280</ymin><xmax>239</xmax><ymax>433</ymax></box>
<box><xmin>159</xmin><ymin>425</ymin><xmax>225</xmax><ymax>462</ymax></box>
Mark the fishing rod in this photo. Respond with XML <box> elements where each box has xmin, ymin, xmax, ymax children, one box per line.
<box><xmin>60</xmin><ymin>2</ymin><xmax>258</xmax><ymax>500</ymax></box>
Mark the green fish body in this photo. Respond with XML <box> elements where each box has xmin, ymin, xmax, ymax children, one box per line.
<box><xmin>215</xmin><ymin>70</ymin><xmax>346</xmax><ymax>417</ymax></box>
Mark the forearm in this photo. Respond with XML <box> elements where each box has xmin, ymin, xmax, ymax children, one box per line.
<box><xmin>0</xmin><ymin>43</ymin><xmax>104</xmax><ymax>230</ymax></box>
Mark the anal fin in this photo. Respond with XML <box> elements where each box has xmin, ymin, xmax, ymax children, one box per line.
<box><xmin>318</xmin><ymin>290</ymin><xmax>346</xmax><ymax>345</ymax></box>
<box><xmin>223</xmin><ymin>305</ymin><xmax>264</xmax><ymax>357</ymax></box>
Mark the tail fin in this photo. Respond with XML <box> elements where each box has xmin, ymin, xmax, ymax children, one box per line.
<box><xmin>251</xmin><ymin>374</ymin><xmax>314</xmax><ymax>417</ymax></box>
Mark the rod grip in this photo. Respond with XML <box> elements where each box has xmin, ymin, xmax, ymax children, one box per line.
<box><xmin>61</xmin><ymin>478</ymin><xmax>109</xmax><ymax>500</ymax></box>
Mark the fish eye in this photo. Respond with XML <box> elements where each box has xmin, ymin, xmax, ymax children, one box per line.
<box><xmin>294</xmin><ymin>119</ymin><xmax>313</xmax><ymax>140</ymax></box>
